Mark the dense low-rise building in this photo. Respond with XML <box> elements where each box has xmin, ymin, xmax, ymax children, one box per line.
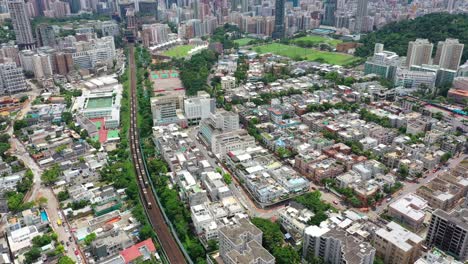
<box><xmin>388</xmin><ymin>194</ymin><xmax>428</xmax><ymax>231</ymax></box>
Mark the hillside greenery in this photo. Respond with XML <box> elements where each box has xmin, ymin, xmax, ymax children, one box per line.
<box><xmin>355</xmin><ymin>13</ymin><xmax>468</xmax><ymax>62</ymax></box>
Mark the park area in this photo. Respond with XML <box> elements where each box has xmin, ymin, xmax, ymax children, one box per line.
<box><xmin>234</xmin><ymin>38</ymin><xmax>255</xmax><ymax>46</ymax></box>
<box><xmin>162</xmin><ymin>45</ymin><xmax>194</xmax><ymax>58</ymax></box>
<box><xmin>291</xmin><ymin>35</ymin><xmax>342</xmax><ymax>47</ymax></box>
<box><xmin>253</xmin><ymin>43</ymin><xmax>358</xmax><ymax>66</ymax></box>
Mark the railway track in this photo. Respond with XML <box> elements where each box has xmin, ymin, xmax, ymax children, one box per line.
<box><xmin>128</xmin><ymin>44</ymin><xmax>187</xmax><ymax>264</ymax></box>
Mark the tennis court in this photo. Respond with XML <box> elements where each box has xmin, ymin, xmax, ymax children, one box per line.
<box><xmin>86</xmin><ymin>97</ymin><xmax>113</xmax><ymax>109</ymax></box>
<box><xmin>150</xmin><ymin>70</ymin><xmax>179</xmax><ymax>80</ymax></box>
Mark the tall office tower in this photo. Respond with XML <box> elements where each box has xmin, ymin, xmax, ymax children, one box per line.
<box><xmin>8</xmin><ymin>0</ymin><xmax>35</xmax><ymax>50</ymax></box>
<box><xmin>322</xmin><ymin>0</ymin><xmax>336</xmax><ymax>26</ymax></box>
<box><xmin>290</xmin><ymin>0</ymin><xmax>298</xmax><ymax>7</ymax></box>
<box><xmin>433</xmin><ymin>38</ymin><xmax>464</xmax><ymax>71</ymax></box>
<box><xmin>272</xmin><ymin>0</ymin><xmax>285</xmax><ymax>39</ymax></box>
<box><xmin>0</xmin><ymin>62</ymin><xmax>28</xmax><ymax>95</ymax></box>
<box><xmin>355</xmin><ymin>0</ymin><xmax>367</xmax><ymax>33</ymax></box>
<box><xmin>425</xmin><ymin>209</ymin><xmax>468</xmax><ymax>261</ymax></box>
<box><xmin>35</xmin><ymin>24</ymin><xmax>56</xmax><ymax>47</ymax></box>
<box><xmin>193</xmin><ymin>0</ymin><xmax>199</xmax><ymax>19</ymax></box>
<box><xmin>446</xmin><ymin>0</ymin><xmax>455</xmax><ymax>13</ymax></box>
<box><xmin>405</xmin><ymin>39</ymin><xmax>433</xmax><ymax>67</ymax></box>
<box><xmin>65</xmin><ymin>0</ymin><xmax>81</xmax><ymax>13</ymax></box>
<box><xmin>337</xmin><ymin>0</ymin><xmax>344</xmax><ymax>9</ymax></box>
<box><xmin>240</xmin><ymin>0</ymin><xmax>248</xmax><ymax>12</ymax></box>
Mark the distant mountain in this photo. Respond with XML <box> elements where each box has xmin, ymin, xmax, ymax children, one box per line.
<box><xmin>355</xmin><ymin>13</ymin><xmax>468</xmax><ymax>62</ymax></box>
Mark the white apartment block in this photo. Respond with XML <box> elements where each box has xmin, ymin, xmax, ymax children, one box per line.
<box><xmin>395</xmin><ymin>68</ymin><xmax>436</xmax><ymax>90</ymax></box>
<box><xmin>0</xmin><ymin>62</ymin><xmax>28</xmax><ymax>95</ymax></box>
<box><xmin>221</xmin><ymin>76</ymin><xmax>237</xmax><ymax>90</ymax></box>
<box><xmin>184</xmin><ymin>91</ymin><xmax>215</xmax><ymax>125</ymax></box>
<box><xmin>72</xmin><ymin>36</ymin><xmax>116</xmax><ymax>69</ymax></box>
<box><xmin>303</xmin><ymin>223</ymin><xmax>375</xmax><ymax>264</ymax></box>
<box><xmin>219</xmin><ymin>218</ymin><xmax>274</xmax><ymax>264</ymax></box>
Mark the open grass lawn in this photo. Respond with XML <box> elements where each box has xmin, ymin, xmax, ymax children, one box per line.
<box><xmin>234</xmin><ymin>38</ymin><xmax>256</xmax><ymax>46</ymax></box>
<box><xmin>162</xmin><ymin>45</ymin><xmax>194</xmax><ymax>58</ymax></box>
<box><xmin>253</xmin><ymin>43</ymin><xmax>358</xmax><ymax>66</ymax></box>
<box><xmin>292</xmin><ymin>35</ymin><xmax>342</xmax><ymax>47</ymax></box>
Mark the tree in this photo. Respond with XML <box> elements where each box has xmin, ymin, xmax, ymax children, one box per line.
<box><xmin>58</xmin><ymin>190</ymin><xmax>70</xmax><ymax>201</ymax></box>
<box><xmin>0</xmin><ymin>141</ymin><xmax>11</xmax><ymax>158</ymax></box>
<box><xmin>36</xmin><ymin>196</ymin><xmax>48</xmax><ymax>208</ymax></box>
<box><xmin>32</xmin><ymin>234</ymin><xmax>52</xmax><ymax>247</ymax></box>
<box><xmin>55</xmin><ymin>144</ymin><xmax>67</xmax><ymax>154</ymax></box>
<box><xmin>207</xmin><ymin>239</ymin><xmax>218</xmax><ymax>252</ymax></box>
<box><xmin>373</xmin><ymin>257</ymin><xmax>385</xmax><ymax>264</ymax></box>
<box><xmin>139</xmin><ymin>224</ymin><xmax>154</xmax><ymax>240</ymax></box>
<box><xmin>349</xmin><ymin>197</ymin><xmax>362</xmax><ymax>207</ymax></box>
<box><xmin>273</xmin><ymin>246</ymin><xmax>301</xmax><ymax>264</ymax></box>
<box><xmin>433</xmin><ymin>112</ymin><xmax>443</xmax><ymax>121</ymax></box>
<box><xmin>13</xmin><ymin>119</ymin><xmax>28</xmax><ymax>132</ymax></box>
<box><xmin>20</xmin><ymin>95</ymin><xmax>29</xmax><ymax>102</ymax></box>
<box><xmin>58</xmin><ymin>256</ymin><xmax>75</xmax><ymax>264</ymax></box>
<box><xmin>398</xmin><ymin>164</ymin><xmax>409</xmax><ymax>179</ymax></box>
<box><xmin>440</xmin><ymin>152</ymin><xmax>452</xmax><ymax>163</ymax></box>
<box><xmin>24</xmin><ymin>247</ymin><xmax>41</xmax><ymax>264</ymax></box>
<box><xmin>355</xmin><ymin>13</ymin><xmax>468</xmax><ymax>63</ymax></box>
<box><xmin>84</xmin><ymin>232</ymin><xmax>97</xmax><ymax>246</ymax></box>
<box><xmin>223</xmin><ymin>173</ymin><xmax>232</xmax><ymax>184</ymax></box>
<box><xmin>41</xmin><ymin>164</ymin><xmax>61</xmax><ymax>184</ymax></box>
<box><xmin>61</xmin><ymin>112</ymin><xmax>73</xmax><ymax>124</ymax></box>
<box><xmin>7</xmin><ymin>192</ymin><xmax>24</xmax><ymax>212</ymax></box>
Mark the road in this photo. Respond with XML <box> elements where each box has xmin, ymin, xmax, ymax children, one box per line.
<box><xmin>5</xmin><ymin>83</ymin><xmax>85</xmax><ymax>263</ymax></box>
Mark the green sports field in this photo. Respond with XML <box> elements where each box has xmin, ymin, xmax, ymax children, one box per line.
<box><xmin>292</xmin><ymin>35</ymin><xmax>342</xmax><ymax>47</ymax></box>
<box><xmin>253</xmin><ymin>43</ymin><xmax>358</xmax><ymax>66</ymax></box>
<box><xmin>86</xmin><ymin>97</ymin><xmax>113</xmax><ymax>109</ymax></box>
<box><xmin>234</xmin><ymin>38</ymin><xmax>255</xmax><ymax>46</ymax></box>
<box><xmin>162</xmin><ymin>45</ymin><xmax>194</xmax><ymax>58</ymax></box>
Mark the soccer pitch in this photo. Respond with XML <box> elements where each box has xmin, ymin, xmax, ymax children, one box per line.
<box><xmin>253</xmin><ymin>43</ymin><xmax>358</xmax><ymax>66</ymax></box>
<box><xmin>292</xmin><ymin>35</ymin><xmax>342</xmax><ymax>47</ymax></box>
<box><xmin>162</xmin><ymin>45</ymin><xmax>194</xmax><ymax>58</ymax></box>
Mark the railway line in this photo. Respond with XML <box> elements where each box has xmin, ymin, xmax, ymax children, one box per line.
<box><xmin>128</xmin><ymin>44</ymin><xmax>187</xmax><ymax>264</ymax></box>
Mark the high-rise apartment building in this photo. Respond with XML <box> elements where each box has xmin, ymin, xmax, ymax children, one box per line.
<box><xmin>141</xmin><ymin>23</ymin><xmax>171</xmax><ymax>47</ymax></box>
<box><xmin>406</xmin><ymin>39</ymin><xmax>433</xmax><ymax>67</ymax></box>
<box><xmin>272</xmin><ymin>0</ymin><xmax>285</xmax><ymax>39</ymax></box>
<box><xmin>8</xmin><ymin>0</ymin><xmax>35</xmax><ymax>49</ymax></box>
<box><xmin>355</xmin><ymin>0</ymin><xmax>368</xmax><ymax>32</ymax></box>
<box><xmin>425</xmin><ymin>209</ymin><xmax>468</xmax><ymax>261</ymax></box>
<box><xmin>374</xmin><ymin>221</ymin><xmax>423</xmax><ymax>264</ymax></box>
<box><xmin>36</xmin><ymin>24</ymin><xmax>56</xmax><ymax>47</ymax></box>
<box><xmin>65</xmin><ymin>0</ymin><xmax>81</xmax><ymax>13</ymax></box>
<box><xmin>53</xmin><ymin>52</ymin><xmax>74</xmax><ymax>75</ymax></box>
<box><xmin>322</xmin><ymin>0</ymin><xmax>337</xmax><ymax>26</ymax></box>
<box><xmin>434</xmin><ymin>38</ymin><xmax>464</xmax><ymax>71</ymax></box>
<box><xmin>0</xmin><ymin>62</ymin><xmax>28</xmax><ymax>95</ymax></box>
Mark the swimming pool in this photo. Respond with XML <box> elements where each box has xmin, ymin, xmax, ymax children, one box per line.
<box><xmin>40</xmin><ymin>210</ymin><xmax>49</xmax><ymax>222</ymax></box>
